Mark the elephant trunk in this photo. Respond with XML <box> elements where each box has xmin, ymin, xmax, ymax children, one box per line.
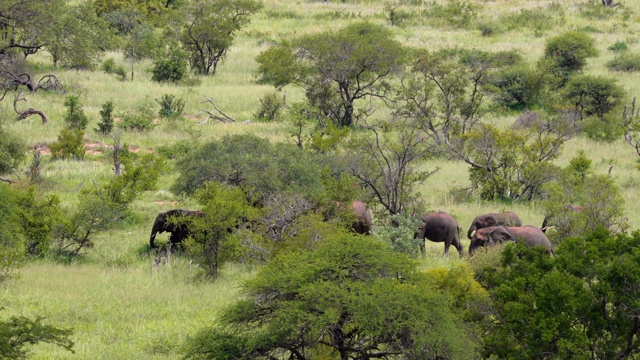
<box><xmin>149</xmin><ymin>219</ymin><xmax>164</xmax><ymax>248</ymax></box>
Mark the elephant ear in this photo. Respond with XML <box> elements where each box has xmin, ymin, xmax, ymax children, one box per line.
<box><xmin>485</xmin><ymin>217</ymin><xmax>497</xmax><ymax>226</ymax></box>
<box><xmin>489</xmin><ymin>227</ymin><xmax>511</xmax><ymax>244</ymax></box>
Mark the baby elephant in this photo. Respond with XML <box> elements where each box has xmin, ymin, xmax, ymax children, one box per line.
<box><xmin>468</xmin><ymin>225</ymin><xmax>553</xmax><ymax>255</ymax></box>
<box><xmin>414</xmin><ymin>212</ymin><xmax>464</xmax><ymax>257</ymax></box>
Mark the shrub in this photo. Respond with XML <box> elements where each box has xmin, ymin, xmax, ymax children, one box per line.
<box><xmin>49</xmin><ymin>128</ymin><xmax>85</xmax><ymax>160</ymax></box>
<box><xmin>254</xmin><ymin>91</ymin><xmax>285</xmax><ymax>122</ymax></box>
<box><xmin>563</xmin><ymin>75</ymin><xmax>626</xmax><ymax>122</ymax></box>
<box><xmin>101</xmin><ymin>58</ymin><xmax>127</xmax><ymax>81</ymax></box>
<box><xmin>150</xmin><ymin>47</ymin><xmax>188</xmax><ymax>83</ymax></box>
<box><xmin>63</xmin><ymin>95</ymin><xmax>89</xmax><ymax>130</ymax></box>
<box><xmin>0</xmin><ymin>123</ymin><xmax>26</xmax><ymax>176</ymax></box>
<box><xmin>608</xmin><ymin>40</ymin><xmax>629</xmax><ymax>52</ymax></box>
<box><xmin>95</xmin><ymin>100</ymin><xmax>115</xmax><ymax>134</ymax></box>
<box><xmin>607</xmin><ymin>52</ymin><xmax>640</xmax><ymax>72</ymax></box>
<box><xmin>118</xmin><ymin>113</ymin><xmax>155</xmax><ymax>131</ymax></box>
<box><xmin>542</xmin><ymin>31</ymin><xmax>598</xmax><ymax>85</ymax></box>
<box><xmin>156</xmin><ymin>94</ymin><xmax>185</xmax><ymax>119</ymax></box>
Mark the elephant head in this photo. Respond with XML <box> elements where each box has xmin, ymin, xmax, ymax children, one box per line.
<box><xmin>469</xmin><ymin>225</ymin><xmax>553</xmax><ymax>255</ymax></box>
<box><xmin>350</xmin><ymin>201</ymin><xmax>372</xmax><ymax>235</ymax></box>
<box><xmin>467</xmin><ymin>211</ymin><xmax>522</xmax><ymax>239</ymax></box>
<box><xmin>149</xmin><ymin>209</ymin><xmax>204</xmax><ymax>248</ymax></box>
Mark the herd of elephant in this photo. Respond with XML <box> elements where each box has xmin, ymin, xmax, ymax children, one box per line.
<box><xmin>149</xmin><ymin>202</ymin><xmax>554</xmax><ymax>256</ymax></box>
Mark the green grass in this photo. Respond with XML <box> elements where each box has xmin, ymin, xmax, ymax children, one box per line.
<box><xmin>4</xmin><ymin>0</ymin><xmax>640</xmax><ymax>357</ymax></box>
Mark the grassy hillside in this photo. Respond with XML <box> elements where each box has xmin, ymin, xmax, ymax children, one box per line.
<box><xmin>2</xmin><ymin>0</ymin><xmax>640</xmax><ymax>358</ymax></box>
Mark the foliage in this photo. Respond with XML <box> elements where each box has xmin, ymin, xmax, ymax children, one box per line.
<box><xmin>151</xmin><ymin>47</ymin><xmax>189</xmax><ymax>83</ymax></box>
<box><xmin>541</xmin><ymin>151</ymin><xmax>627</xmax><ymax>243</ymax></box>
<box><xmin>608</xmin><ymin>40</ymin><xmax>629</xmax><ymax>52</ymax></box>
<box><xmin>373</xmin><ymin>212</ymin><xmax>423</xmax><ymax>257</ymax></box>
<box><xmin>607</xmin><ymin>51</ymin><xmax>640</xmax><ymax>72</ymax></box>
<box><xmin>347</xmin><ymin>117</ymin><xmax>437</xmax><ymax>217</ymax></box>
<box><xmin>104</xmin><ymin>152</ymin><xmax>164</xmax><ymax>206</ymax></box>
<box><xmin>475</xmin><ymin>229</ymin><xmax>640</xmax><ymax>359</ymax></box>
<box><xmin>0</xmin><ymin>123</ymin><xmax>26</xmax><ymax>176</ymax></box>
<box><xmin>171</xmin><ymin>134</ymin><xmax>339</xmax><ymax>205</ymax></box>
<box><xmin>155</xmin><ymin>94</ymin><xmax>185</xmax><ymax>119</ymax></box>
<box><xmin>45</xmin><ymin>2</ymin><xmax>109</xmax><ymax>69</ymax></box>
<box><xmin>499</xmin><ymin>6</ymin><xmax>561</xmax><ymax>36</ymax></box>
<box><xmin>254</xmin><ymin>91</ymin><xmax>285</xmax><ymax>122</ymax></box>
<box><xmin>186</xmin><ymin>182</ymin><xmax>261</xmax><ymax>279</ymax></box>
<box><xmin>426</xmin><ymin>0</ymin><xmax>478</xmax><ymax>29</ymax></box>
<box><xmin>13</xmin><ymin>187</ymin><xmax>61</xmax><ymax>258</ymax></box>
<box><xmin>180</xmin><ymin>0</ymin><xmax>263</xmax><ymax>75</ymax></box>
<box><xmin>101</xmin><ymin>58</ymin><xmax>127</xmax><ymax>80</ymax></box>
<box><xmin>456</xmin><ymin>118</ymin><xmax>573</xmax><ymax>201</ymax></box>
<box><xmin>541</xmin><ymin>31</ymin><xmax>598</xmax><ymax>86</ymax></box>
<box><xmin>118</xmin><ymin>101</ymin><xmax>156</xmax><ymax>131</ymax></box>
<box><xmin>184</xmin><ymin>232</ymin><xmax>477</xmax><ymax>359</ymax></box>
<box><xmin>63</xmin><ymin>95</ymin><xmax>89</xmax><ymax>130</ymax></box>
<box><xmin>489</xmin><ymin>62</ymin><xmax>553</xmax><ymax>111</ymax></box>
<box><xmin>49</xmin><ymin>128</ymin><xmax>85</xmax><ymax>160</ymax></box>
<box><xmin>0</xmin><ymin>311</ymin><xmax>74</xmax><ymax>359</ymax></box>
<box><xmin>95</xmin><ymin>100</ymin><xmax>115</xmax><ymax>134</ymax></box>
<box><xmin>257</xmin><ymin>22</ymin><xmax>408</xmax><ymax>127</ymax></box>
<box><xmin>0</xmin><ymin>184</ymin><xmax>25</xmax><ymax>280</ymax></box>
<box><xmin>0</xmin><ymin>0</ymin><xmax>66</xmax><ymax>57</ymax></box>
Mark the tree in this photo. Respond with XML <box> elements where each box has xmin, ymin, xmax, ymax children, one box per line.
<box><xmin>0</xmin><ymin>183</ymin><xmax>25</xmax><ymax>279</ymax></box>
<box><xmin>186</xmin><ymin>182</ymin><xmax>260</xmax><ymax>279</ymax></box>
<box><xmin>183</xmin><ymin>231</ymin><xmax>477</xmax><ymax>359</ymax></box>
<box><xmin>103</xmin><ymin>9</ymin><xmax>158</xmax><ymax>80</ymax></box>
<box><xmin>474</xmin><ymin>229</ymin><xmax>640</xmax><ymax>359</ymax></box>
<box><xmin>0</xmin><ymin>0</ymin><xmax>66</xmax><ymax>57</ymax></box>
<box><xmin>347</xmin><ymin>116</ymin><xmax>438</xmax><ymax>217</ymax></box>
<box><xmin>257</xmin><ymin>22</ymin><xmax>408</xmax><ymax>127</ymax></box>
<box><xmin>542</xmin><ymin>31</ymin><xmax>598</xmax><ymax>86</ymax></box>
<box><xmin>45</xmin><ymin>2</ymin><xmax>109</xmax><ymax>69</ymax></box>
<box><xmin>63</xmin><ymin>95</ymin><xmax>89</xmax><ymax>130</ymax></box>
<box><xmin>0</xmin><ymin>121</ymin><xmax>26</xmax><ymax>182</ymax></box>
<box><xmin>181</xmin><ymin>0</ymin><xmax>262</xmax><ymax>75</ymax></box>
<box><xmin>0</xmin><ymin>311</ymin><xmax>74</xmax><ymax>359</ymax></box>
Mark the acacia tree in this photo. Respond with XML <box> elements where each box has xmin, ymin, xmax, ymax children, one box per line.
<box><xmin>181</xmin><ymin>0</ymin><xmax>262</xmax><ymax>75</ymax></box>
<box><xmin>184</xmin><ymin>230</ymin><xmax>477</xmax><ymax>359</ymax></box>
<box><xmin>257</xmin><ymin>22</ymin><xmax>408</xmax><ymax>128</ymax></box>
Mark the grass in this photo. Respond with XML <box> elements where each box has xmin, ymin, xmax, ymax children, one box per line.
<box><xmin>4</xmin><ymin>0</ymin><xmax>640</xmax><ymax>358</ymax></box>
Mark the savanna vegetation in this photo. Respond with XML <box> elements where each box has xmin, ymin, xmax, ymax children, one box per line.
<box><xmin>2</xmin><ymin>0</ymin><xmax>640</xmax><ymax>358</ymax></box>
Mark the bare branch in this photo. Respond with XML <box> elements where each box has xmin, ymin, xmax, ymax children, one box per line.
<box><xmin>201</xmin><ymin>97</ymin><xmax>236</xmax><ymax>123</ymax></box>
<box><xmin>13</xmin><ymin>90</ymin><xmax>49</xmax><ymax>124</ymax></box>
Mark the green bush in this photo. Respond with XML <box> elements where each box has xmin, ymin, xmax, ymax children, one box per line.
<box><xmin>542</xmin><ymin>31</ymin><xmax>598</xmax><ymax>85</ymax></box>
<box><xmin>156</xmin><ymin>94</ymin><xmax>185</xmax><ymax>119</ymax></box>
<box><xmin>608</xmin><ymin>40</ymin><xmax>629</xmax><ymax>52</ymax></box>
<box><xmin>501</xmin><ymin>7</ymin><xmax>557</xmax><ymax>35</ymax></box>
<box><xmin>254</xmin><ymin>91</ymin><xmax>285</xmax><ymax>122</ymax></box>
<box><xmin>95</xmin><ymin>100</ymin><xmax>115</xmax><ymax>134</ymax></box>
<box><xmin>150</xmin><ymin>47</ymin><xmax>188</xmax><ymax>83</ymax></box>
<box><xmin>49</xmin><ymin>128</ymin><xmax>85</xmax><ymax>160</ymax></box>
<box><xmin>63</xmin><ymin>95</ymin><xmax>89</xmax><ymax>131</ymax></box>
<box><xmin>490</xmin><ymin>64</ymin><xmax>547</xmax><ymax>110</ymax></box>
<box><xmin>0</xmin><ymin>123</ymin><xmax>26</xmax><ymax>176</ymax></box>
<box><xmin>563</xmin><ymin>74</ymin><xmax>626</xmax><ymax>123</ymax></box>
<box><xmin>374</xmin><ymin>213</ymin><xmax>423</xmax><ymax>257</ymax></box>
<box><xmin>607</xmin><ymin>52</ymin><xmax>640</xmax><ymax>72</ymax></box>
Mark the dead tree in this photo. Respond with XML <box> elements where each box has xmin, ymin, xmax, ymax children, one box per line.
<box><xmin>200</xmin><ymin>97</ymin><xmax>236</xmax><ymax>124</ymax></box>
<box><xmin>13</xmin><ymin>90</ymin><xmax>49</xmax><ymax>124</ymax></box>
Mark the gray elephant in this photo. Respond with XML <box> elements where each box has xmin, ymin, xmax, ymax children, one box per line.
<box><xmin>468</xmin><ymin>225</ymin><xmax>553</xmax><ymax>255</ymax></box>
<box><xmin>467</xmin><ymin>211</ymin><xmax>522</xmax><ymax>239</ymax></box>
<box><xmin>149</xmin><ymin>209</ymin><xmax>204</xmax><ymax>248</ymax></box>
<box><xmin>350</xmin><ymin>201</ymin><xmax>372</xmax><ymax>235</ymax></box>
<box><xmin>414</xmin><ymin>212</ymin><xmax>464</xmax><ymax>257</ymax></box>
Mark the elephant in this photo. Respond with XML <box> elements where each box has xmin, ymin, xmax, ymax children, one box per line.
<box><xmin>149</xmin><ymin>209</ymin><xmax>204</xmax><ymax>248</ymax></box>
<box><xmin>468</xmin><ymin>225</ymin><xmax>553</xmax><ymax>255</ymax></box>
<box><xmin>350</xmin><ymin>201</ymin><xmax>372</xmax><ymax>235</ymax></box>
<box><xmin>467</xmin><ymin>211</ymin><xmax>522</xmax><ymax>239</ymax></box>
<box><xmin>541</xmin><ymin>205</ymin><xmax>583</xmax><ymax>232</ymax></box>
<box><xmin>414</xmin><ymin>212</ymin><xmax>464</xmax><ymax>257</ymax></box>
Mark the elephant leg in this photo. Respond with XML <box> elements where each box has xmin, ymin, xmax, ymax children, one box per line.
<box><xmin>420</xmin><ymin>240</ymin><xmax>426</xmax><ymax>256</ymax></box>
<box><xmin>443</xmin><ymin>241</ymin><xmax>451</xmax><ymax>257</ymax></box>
<box><xmin>453</xmin><ymin>237</ymin><xmax>465</xmax><ymax>257</ymax></box>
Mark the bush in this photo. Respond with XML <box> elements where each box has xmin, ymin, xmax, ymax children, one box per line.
<box><xmin>254</xmin><ymin>91</ymin><xmax>285</xmax><ymax>122</ymax></box>
<box><xmin>156</xmin><ymin>94</ymin><xmax>185</xmax><ymax>119</ymax></box>
<box><xmin>95</xmin><ymin>100</ymin><xmax>115</xmax><ymax>134</ymax></box>
<box><xmin>542</xmin><ymin>31</ymin><xmax>598</xmax><ymax>85</ymax></box>
<box><xmin>101</xmin><ymin>58</ymin><xmax>127</xmax><ymax>81</ymax></box>
<box><xmin>490</xmin><ymin>64</ymin><xmax>548</xmax><ymax>110</ymax></box>
<box><xmin>150</xmin><ymin>47</ymin><xmax>188</xmax><ymax>83</ymax></box>
<box><xmin>49</xmin><ymin>128</ymin><xmax>85</xmax><ymax>160</ymax></box>
<box><xmin>607</xmin><ymin>52</ymin><xmax>640</xmax><ymax>72</ymax></box>
<box><xmin>0</xmin><ymin>124</ymin><xmax>26</xmax><ymax>176</ymax></box>
<box><xmin>563</xmin><ymin>74</ymin><xmax>626</xmax><ymax>123</ymax></box>
<box><xmin>374</xmin><ymin>213</ymin><xmax>423</xmax><ymax>257</ymax></box>
<box><xmin>608</xmin><ymin>40</ymin><xmax>629</xmax><ymax>52</ymax></box>
<box><xmin>63</xmin><ymin>95</ymin><xmax>89</xmax><ymax>131</ymax></box>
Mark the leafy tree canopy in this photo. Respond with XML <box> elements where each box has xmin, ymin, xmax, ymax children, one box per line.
<box><xmin>184</xmin><ymin>231</ymin><xmax>477</xmax><ymax>359</ymax></box>
<box><xmin>0</xmin><ymin>310</ymin><xmax>74</xmax><ymax>359</ymax></box>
